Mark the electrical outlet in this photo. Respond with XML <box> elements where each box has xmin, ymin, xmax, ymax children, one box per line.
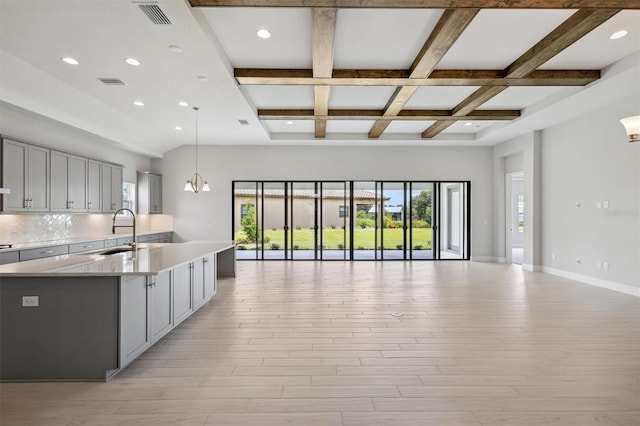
<box><xmin>576</xmin><ymin>257</ymin><xmax>581</xmax><ymax>264</ymax></box>
<box><xmin>603</xmin><ymin>262</ymin><xmax>609</xmax><ymax>271</ymax></box>
<box><xmin>603</xmin><ymin>200</ymin><xmax>609</xmax><ymax>209</ymax></box>
<box><xmin>596</xmin><ymin>261</ymin><xmax>602</xmax><ymax>269</ymax></box>
<box><xmin>22</xmin><ymin>296</ymin><xmax>39</xmax><ymax>307</ymax></box>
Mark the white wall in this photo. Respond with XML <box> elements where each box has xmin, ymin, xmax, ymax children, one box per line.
<box><xmin>161</xmin><ymin>145</ymin><xmax>494</xmax><ymax>259</ymax></box>
<box><xmin>0</xmin><ymin>102</ymin><xmax>152</xmax><ymax>182</ymax></box>
<box><xmin>540</xmin><ymin>97</ymin><xmax>639</xmax><ymax>293</ymax></box>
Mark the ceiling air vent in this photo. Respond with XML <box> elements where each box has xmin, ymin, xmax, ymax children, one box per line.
<box><xmin>98</xmin><ymin>78</ymin><xmax>127</xmax><ymax>86</ymax></box>
<box><xmin>137</xmin><ymin>3</ymin><xmax>171</xmax><ymax>25</ymax></box>
<box><xmin>238</xmin><ymin>119</ymin><xmax>250</xmax><ymax>125</ymax></box>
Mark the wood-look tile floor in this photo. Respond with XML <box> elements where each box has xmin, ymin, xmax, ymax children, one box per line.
<box><xmin>1</xmin><ymin>261</ymin><xmax>639</xmax><ymax>425</ymax></box>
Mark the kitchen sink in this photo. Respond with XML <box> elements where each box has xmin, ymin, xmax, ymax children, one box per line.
<box><xmin>99</xmin><ymin>247</ymin><xmax>134</xmax><ymax>255</ymax></box>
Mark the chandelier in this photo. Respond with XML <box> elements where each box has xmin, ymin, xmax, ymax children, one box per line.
<box><xmin>184</xmin><ymin>107</ymin><xmax>210</xmax><ymax>192</ymax></box>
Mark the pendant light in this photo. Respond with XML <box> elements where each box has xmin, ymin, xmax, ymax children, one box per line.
<box><xmin>620</xmin><ymin>115</ymin><xmax>640</xmax><ymax>143</ymax></box>
<box><xmin>184</xmin><ymin>107</ymin><xmax>210</xmax><ymax>193</ymax></box>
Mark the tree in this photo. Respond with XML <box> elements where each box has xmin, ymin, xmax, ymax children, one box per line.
<box><xmin>412</xmin><ymin>190</ymin><xmax>432</xmax><ymax>223</ymax></box>
<box><xmin>241</xmin><ymin>200</ymin><xmax>257</xmax><ymax>241</ymax></box>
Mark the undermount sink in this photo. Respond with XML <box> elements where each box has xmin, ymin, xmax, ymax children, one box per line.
<box><xmin>99</xmin><ymin>248</ymin><xmax>134</xmax><ymax>255</ymax></box>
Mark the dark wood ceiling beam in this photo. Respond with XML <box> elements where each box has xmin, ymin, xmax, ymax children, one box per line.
<box><xmin>258</xmin><ymin>108</ymin><xmax>520</xmax><ymax>121</ymax></box>
<box><xmin>312</xmin><ymin>8</ymin><xmax>336</xmax><ymax>138</ymax></box>
<box><xmin>421</xmin><ymin>8</ymin><xmax>621</xmax><ymax>138</ymax></box>
<box><xmin>368</xmin><ymin>8</ymin><xmax>479</xmax><ymax>138</ymax></box>
<box><xmin>235</xmin><ymin>69</ymin><xmax>600</xmax><ymax>86</ymax></box>
<box><xmin>190</xmin><ymin>1</ymin><xmax>640</xmax><ymax>9</ymax></box>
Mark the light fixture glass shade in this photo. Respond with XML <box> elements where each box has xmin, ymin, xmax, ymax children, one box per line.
<box><xmin>184</xmin><ymin>106</ymin><xmax>211</xmax><ymax>192</ymax></box>
<box><xmin>620</xmin><ymin>115</ymin><xmax>640</xmax><ymax>142</ymax></box>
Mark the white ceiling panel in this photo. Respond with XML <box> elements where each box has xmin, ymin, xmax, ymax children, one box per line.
<box><xmin>334</xmin><ymin>9</ymin><xmax>444</xmax><ymax>69</ymax></box>
<box><xmin>442</xmin><ymin>120</ymin><xmax>502</xmax><ymax>133</ymax></box>
<box><xmin>243</xmin><ymin>86</ymin><xmax>314</xmax><ymax>108</ymax></box>
<box><xmin>540</xmin><ymin>11</ymin><xmax>640</xmax><ymax>70</ymax></box>
<box><xmin>265</xmin><ymin>120</ymin><xmax>315</xmax><ymax>133</ymax></box>
<box><xmin>404</xmin><ymin>86</ymin><xmax>481</xmax><ymax>109</ymax></box>
<box><xmin>437</xmin><ymin>9</ymin><xmax>575</xmax><ymax>69</ymax></box>
<box><xmin>386</xmin><ymin>120</ymin><xmax>436</xmax><ymax>133</ymax></box>
<box><xmin>326</xmin><ymin>120</ymin><xmax>377</xmax><ymax>133</ymax></box>
<box><xmin>201</xmin><ymin>7</ymin><xmax>312</xmax><ymax>68</ymax></box>
<box><xmin>329</xmin><ymin>86</ymin><xmax>398</xmax><ymax>109</ymax></box>
<box><xmin>478</xmin><ymin>87</ymin><xmax>566</xmax><ymax>109</ymax></box>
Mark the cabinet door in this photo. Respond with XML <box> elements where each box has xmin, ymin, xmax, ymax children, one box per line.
<box><xmin>111</xmin><ymin>166</ymin><xmax>123</xmax><ymax>211</ymax></box>
<box><xmin>102</xmin><ymin>164</ymin><xmax>122</xmax><ymax>212</ymax></box>
<box><xmin>173</xmin><ymin>263</ymin><xmax>193</xmax><ymax>326</ymax></box>
<box><xmin>193</xmin><ymin>257</ymin><xmax>205</xmax><ymax>309</ymax></box>
<box><xmin>68</xmin><ymin>154</ymin><xmax>87</xmax><ymax>211</ymax></box>
<box><xmin>50</xmin><ymin>151</ymin><xmax>69</xmax><ymax>212</ymax></box>
<box><xmin>27</xmin><ymin>145</ymin><xmax>49</xmax><ymax>212</ymax></box>
<box><xmin>150</xmin><ymin>270</ymin><xmax>172</xmax><ymax>342</ymax></box>
<box><xmin>203</xmin><ymin>254</ymin><xmax>217</xmax><ymax>299</ymax></box>
<box><xmin>2</xmin><ymin>139</ymin><xmax>28</xmax><ymax>211</ymax></box>
<box><xmin>120</xmin><ymin>275</ymin><xmax>150</xmax><ymax>366</ymax></box>
<box><xmin>87</xmin><ymin>160</ymin><xmax>102</xmax><ymax>212</ymax></box>
<box><xmin>150</xmin><ymin>174</ymin><xmax>162</xmax><ymax>213</ymax></box>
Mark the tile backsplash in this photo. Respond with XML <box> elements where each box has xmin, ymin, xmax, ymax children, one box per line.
<box><xmin>0</xmin><ymin>214</ymin><xmax>173</xmax><ymax>244</ymax></box>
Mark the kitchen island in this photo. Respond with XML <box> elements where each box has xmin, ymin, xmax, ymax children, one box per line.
<box><xmin>0</xmin><ymin>241</ymin><xmax>235</xmax><ymax>382</ymax></box>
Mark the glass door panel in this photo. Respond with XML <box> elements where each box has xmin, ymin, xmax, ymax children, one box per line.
<box><xmin>409</xmin><ymin>182</ymin><xmax>434</xmax><ymax>260</ymax></box>
<box><xmin>352</xmin><ymin>181</ymin><xmax>378</xmax><ymax>260</ymax></box>
<box><xmin>233</xmin><ymin>181</ymin><xmax>259</xmax><ymax>260</ymax></box>
<box><xmin>262</xmin><ymin>182</ymin><xmax>287</xmax><ymax>260</ymax></box>
<box><xmin>379</xmin><ymin>182</ymin><xmax>406</xmax><ymax>260</ymax></box>
<box><xmin>439</xmin><ymin>182</ymin><xmax>468</xmax><ymax>259</ymax></box>
<box><xmin>320</xmin><ymin>181</ymin><xmax>348</xmax><ymax>260</ymax></box>
<box><xmin>290</xmin><ymin>182</ymin><xmax>317</xmax><ymax>260</ymax></box>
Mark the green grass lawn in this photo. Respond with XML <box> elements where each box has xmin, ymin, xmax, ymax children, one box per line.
<box><xmin>236</xmin><ymin>228</ymin><xmax>432</xmax><ymax>250</ymax></box>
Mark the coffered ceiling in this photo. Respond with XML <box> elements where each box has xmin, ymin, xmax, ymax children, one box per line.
<box><xmin>0</xmin><ymin>1</ymin><xmax>638</xmax><ymax>157</ymax></box>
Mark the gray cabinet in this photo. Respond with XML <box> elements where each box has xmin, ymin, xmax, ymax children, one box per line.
<box><xmin>19</xmin><ymin>244</ymin><xmax>69</xmax><ymax>261</ymax></box>
<box><xmin>87</xmin><ymin>160</ymin><xmax>102</xmax><ymax>212</ymax></box>
<box><xmin>150</xmin><ymin>270</ymin><xmax>172</xmax><ymax>342</ymax></box>
<box><xmin>1</xmin><ymin>139</ymin><xmax>49</xmax><ymax>212</ymax></box>
<box><xmin>50</xmin><ymin>151</ymin><xmax>88</xmax><ymax>212</ymax></box>
<box><xmin>173</xmin><ymin>263</ymin><xmax>193</xmax><ymax>326</ymax></box>
<box><xmin>194</xmin><ymin>254</ymin><xmax>216</xmax><ymax>310</ymax></box>
<box><xmin>69</xmin><ymin>240</ymin><xmax>105</xmax><ymax>254</ymax></box>
<box><xmin>120</xmin><ymin>275</ymin><xmax>151</xmax><ymax>367</ymax></box>
<box><xmin>0</xmin><ymin>251</ymin><xmax>19</xmax><ymax>265</ymax></box>
<box><xmin>137</xmin><ymin>172</ymin><xmax>162</xmax><ymax>214</ymax></box>
<box><xmin>102</xmin><ymin>163</ymin><xmax>123</xmax><ymax>213</ymax></box>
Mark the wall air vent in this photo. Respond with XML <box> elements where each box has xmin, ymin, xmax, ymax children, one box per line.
<box><xmin>98</xmin><ymin>78</ymin><xmax>127</xmax><ymax>86</ymax></box>
<box><xmin>137</xmin><ymin>3</ymin><xmax>172</xmax><ymax>25</ymax></box>
<box><xmin>238</xmin><ymin>119</ymin><xmax>250</xmax><ymax>125</ymax></box>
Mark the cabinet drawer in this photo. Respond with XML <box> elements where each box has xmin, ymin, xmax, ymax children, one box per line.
<box><xmin>20</xmin><ymin>245</ymin><xmax>69</xmax><ymax>261</ymax></box>
<box><xmin>158</xmin><ymin>232</ymin><xmax>172</xmax><ymax>241</ymax></box>
<box><xmin>0</xmin><ymin>250</ymin><xmax>20</xmax><ymax>265</ymax></box>
<box><xmin>69</xmin><ymin>240</ymin><xmax>105</xmax><ymax>254</ymax></box>
<box><xmin>137</xmin><ymin>234</ymin><xmax>156</xmax><ymax>243</ymax></box>
<box><xmin>104</xmin><ymin>239</ymin><xmax>119</xmax><ymax>247</ymax></box>
<box><xmin>117</xmin><ymin>237</ymin><xmax>133</xmax><ymax>246</ymax></box>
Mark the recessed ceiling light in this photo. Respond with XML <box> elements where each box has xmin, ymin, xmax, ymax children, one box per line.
<box><xmin>62</xmin><ymin>57</ymin><xmax>79</xmax><ymax>65</ymax></box>
<box><xmin>175</xmin><ymin>126</ymin><xmax>183</xmax><ymax>131</ymax></box>
<box><xmin>168</xmin><ymin>45</ymin><xmax>182</xmax><ymax>53</ymax></box>
<box><xmin>133</xmin><ymin>101</ymin><xmax>144</xmax><ymax>107</ymax></box>
<box><xmin>286</xmin><ymin>121</ymin><xmax>294</xmax><ymax>125</ymax></box>
<box><xmin>256</xmin><ymin>29</ymin><xmax>271</xmax><ymax>39</ymax></box>
<box><xmin>464</xmin><ymin>122</ymin><xmax>473</xmax><ymax>126</ymax></box>
<box><xmin>125</xmin><ymin>57</ymin><xmax>140</xmax><ymax>66</ymax></box>
<box><xmin>610</xmin><ymin>30</ymin><xmax>628</xmax><ymax>40</ymax></box>
<box><xmin>178</xmin><ymin>101</ymin><xmax>189</xmax><ymax>107</ymax></box>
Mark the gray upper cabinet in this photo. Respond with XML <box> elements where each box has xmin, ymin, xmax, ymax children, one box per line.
<box><xmin>1</xmin><ymin>139</ymin><xmax>49</xmax><ymax>212</ymax></box>
<box><xmin>102</xmin><ymin>163</ymin><xmax>123</xmax><ymax>213</ymax></box>
<box><xmin>87</xmin><ymin>160</ymin><xmax>102</xmax><ymax>213</ymax></box>
<box><xmin>137</xmin><ymin>172</ymin><xmax>162</xmax><ymax>214</ymax></box>
<box><xmin>50</xmin><ymin>150</ymin><xmax>88</xmax><ymax>212</ymax></box>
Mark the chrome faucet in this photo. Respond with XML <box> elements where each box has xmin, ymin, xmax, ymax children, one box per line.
<box><xmin>112</xmin><ymin>208</ymin><xmax>136</xmax><ymax>251</ymax></box>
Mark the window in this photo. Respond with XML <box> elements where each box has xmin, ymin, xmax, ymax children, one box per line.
<box><xmin>119</xmin><ymin>182</ymin><xmax>135</xmax><ymax>216</ymax></box>
<box><xmin>241</xmin><ymin>204</ymin><xmax>249</xmax><ymax>218</ymax></box>
<box><xmin>518</xmin><ymin>194</ymin><xmax>525</xmax><ymax>232</ymax></box>
<box><xmin>356</xmin><ymin>204</ymin><xmax>371</xmax><ymax>212</ymax></box>
<box><xmin>339</xmin><ymin>205</ymin><xmax>348</xmax><ymax>218</ymax></box>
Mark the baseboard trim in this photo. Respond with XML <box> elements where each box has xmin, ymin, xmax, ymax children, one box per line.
<box><xmin>542</xmin><ymin>266</ymin><xmax>640</xmax><ymax>297</ymax></box>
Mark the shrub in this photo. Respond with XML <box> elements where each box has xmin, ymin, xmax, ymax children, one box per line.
<box><xmin>271</xmin><ymin>243</ymin><xmax>280</xmax><ymax>250</ymax></box>
<box><xmin>412</xmin><ymin>220</ymin><xmax>431</xmax><ymax>228</ymax></box>
<box><xmin>235</xmin><ymin>234</ymin><xmax>251</xmax><ymax>244</ymax></box>
<box><xmin>263</xmin><ymin>235</ymin><xmax>271</xmax><ymax>244</ymax></box>
<box><xmin>396</xmin><ymin>244</ymin><xmax>403</xmax><ymax>250</ymax></box>
<box><xmin>331</xmin><ymin>224</ymin><xmax>336</xmax><ymax>229</ymax></box>
<box><xmin>413</xmin><ymin>245</ymin><xmax>423</xmax><ymax>250</ymax></box>
<box><xmin>357</xmin><ymin>246</ymin><xmax>365</xmax><ymax>250</ymax></box>
<box><xmin>357</xmin><ymin>218</ymin><xmax>375</xmax><ymax>229</ymax></box>
<box><xmin>271</xmin><ymin>228</ymin><xmax>276</xmax><ymax>231</ymax></box>
<box><xmin>337</xmin><ymin>244</ymin><xmax>344</xmax><ymax>250</ymax></box>
<box><xmin>237</xmin><ymin>245</ymin><xmax>247</xmax><ymax>250</ymax></box>
<box><xmin>393</xmin><ymin>221</ymin><xmax>403</xmax><ymax>229</ymax></box>
<box><xmin>296</xmin><ymin>225</ymin><xmax>302</xmax><ymax>231</ymax></box>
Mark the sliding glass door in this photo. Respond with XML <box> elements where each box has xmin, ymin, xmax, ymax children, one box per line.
<box><xmin>233</xmin><ymin>180</ymin><xmax>469</xmax><ymax>261</ymax></box>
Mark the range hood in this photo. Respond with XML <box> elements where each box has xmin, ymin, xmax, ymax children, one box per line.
<box><xmin>0</xmin><ymin>188</ymin><xmax>10</xmax><ymax>194</ymax></box>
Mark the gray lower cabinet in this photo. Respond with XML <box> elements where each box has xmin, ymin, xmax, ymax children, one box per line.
<box><xmin>120</xmin><ymin>275</ymin><xmax>151</xmax><ymax>368</ymax></box>
<box><xmin>204</xmin><ymin>254</ymin><xmax>217</xmax><ymax>299</ymax></box>
<box><xmin>173</xmin><ymin>263</ymin><xmax>193</xmax><ymax>326</ymax></box>
<box><xmin>0</xmin><ymin>251</ymin><xmax>19</xmax><ymax>265</ymax></box>
<box><xmin>69</xmin><ymin>240</ymin><xmax>105</xmax><ymax>254</ymax></box>
<box><xmin>194</xmin><ymin>255</ymin><xmax>217</xmax><ymax>310</ymax></box>
<box><xmin>150</xmin><ymin>271</ymin><xmax>172</xmax><ymax>342</ymax></box>
<box><xmin>20</xmin><ymin>244</ymin><xmax>69</xmax><ymax>261</ymax></box>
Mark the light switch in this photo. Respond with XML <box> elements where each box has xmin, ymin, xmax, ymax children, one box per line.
<box><xmin>603</xmin><ymin>262</ymin><xmax>609</xmax><ymax>270</ymax></box>
<box><xmin>596</xmin><ymin>261</ymin><xmax>602</xmax><ymax>269</ymax></box>
<box><xmin>603</xmin><ymin>201</ymin><xmax>609</xmax><ymax>208</ymax></box>
<box><xmin>596</xmin><ymin>201</ymin><xmax>601</xmax><ymax>209</ymax></box>
<box><xmin>22</xmin><ymin>296</ymin><xmax>39</xmax><ymax>307</ymax></box>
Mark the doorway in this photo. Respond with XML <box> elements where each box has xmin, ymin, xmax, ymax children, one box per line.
<box><xmin>506</xmin><ymin>172</ymin><xmax>524</xmax><ymax>265</ymax></box>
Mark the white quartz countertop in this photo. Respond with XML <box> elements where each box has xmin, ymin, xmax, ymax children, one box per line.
<box><xmin>0</xmin><ymin>241</ymin><xmax>234</xmax><ymax>277</ymax></box>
